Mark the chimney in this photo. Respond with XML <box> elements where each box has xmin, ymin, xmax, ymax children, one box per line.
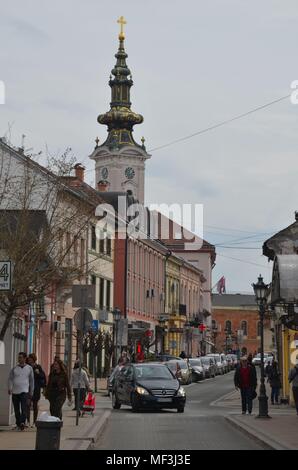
<box><xmin>74</xmin><ymin>163</ymin><xmax>85</xmax><ymax>181</ymax></box>
<box><xmin>97</xmin><ymin>180</ymin><xmax>109</xmax><ymax>192</ymax></box>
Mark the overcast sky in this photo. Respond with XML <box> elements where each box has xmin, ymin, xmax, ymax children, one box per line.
<box><xmin>1</xmin><ymin>0</ymin><xmax>298</xmax><ymax>292</ymax></box>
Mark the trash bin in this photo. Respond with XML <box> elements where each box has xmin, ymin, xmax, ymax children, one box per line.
<box><xmin>35</xmin><ymin>420</ymin><xmax>63</xmax><ymax>450</ymax></box>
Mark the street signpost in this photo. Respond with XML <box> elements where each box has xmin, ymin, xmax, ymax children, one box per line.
<box><xmin>92</xmin><ymin>319</ymin><xmax>99</xmax><ymax>333</ymax></box>
<box><xmin>73</xmin><ymin>307</ymin><xmax>94</xmax><ymax>426</ymax></box>
<box><xmin>0</xmin><ymin>260</ymin><xmax>11</xmax><ymax>291</ymax></box>
<box><xmin>72</xmin><ymin>285</ymin><xmax>95</xmax><ymax>309</ymax></box>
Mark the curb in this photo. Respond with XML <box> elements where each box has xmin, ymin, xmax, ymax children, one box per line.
<box><xmin>225</xmin><ymin>415</ymin><xmax>290</xmax><ymax>450</ymax></box>
<box><xmin>61</xmin><ymin>410</ymin><xmax>111</xmax><ymax>450</ymax></box>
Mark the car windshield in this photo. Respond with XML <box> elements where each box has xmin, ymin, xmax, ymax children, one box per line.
<box><xmin>135</xmin><ymin>364</ymin><xmax>174</xmax><ymax>380</ymax></box>
<box><xmin>201</xmin><ymin>358</ymin><xmax>211</xmax><ymax>365</ymax></box>
<box><xmin>189</xmin><ymin>359</ymin><xmax>202</xmax><ymax>366</ymax></box>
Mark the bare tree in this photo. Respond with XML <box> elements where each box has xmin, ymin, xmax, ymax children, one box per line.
<box><xmin>0</xmin><ymin>142</ymin><xmax>98</xmax><ymax>341</ymax></box>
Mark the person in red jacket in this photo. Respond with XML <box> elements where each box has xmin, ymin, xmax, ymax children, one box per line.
<box><xmin>234</xmin><ymin>356</ymin><xmax>257</xmax><ymax>415</ymax></box>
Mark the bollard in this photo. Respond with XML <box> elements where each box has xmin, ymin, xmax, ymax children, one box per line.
<box><xmin>35</xmin><ymin>420</ymin><xmax>63</xmax><ymax>450</ymax></box>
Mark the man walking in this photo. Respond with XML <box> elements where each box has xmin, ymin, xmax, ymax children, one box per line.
<box><xmin>234</xmin><ymin>356</ymin><xmax>257</xmax><ymax>415</ymax></box>
<box><xmin>8</xmin><ymin>352</ymin><xmax>34</xmax><ymax>430</ymax></box>
<box><xmin>288</xmin><ymin>360</ymin><xmax>298</xmax><ymax>415</ymax></box>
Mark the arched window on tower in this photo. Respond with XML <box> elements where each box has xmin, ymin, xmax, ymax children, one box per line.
<box><xmin>225</xmin><ymin>320</ymin><xmax>232</xmax><ymax>334</ymax></box>
<box><xmin>241</xmin><ymin>320</ymin><xmax>248</xmax><ymax>337</ymax></box>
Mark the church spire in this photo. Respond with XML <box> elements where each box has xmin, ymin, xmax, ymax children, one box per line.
<box><xmin>97</xmin><ymin>17</ymin><xmax>143</xmax><ymax>150</ymax></box>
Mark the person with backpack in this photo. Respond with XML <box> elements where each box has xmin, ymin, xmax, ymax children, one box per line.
<box><xmin>288</xmin><ymin>361</ymin><xmax>298</xmax><ymax>415</ymax></box>
<box><xmin>26</xmin><ymin>353</ymin><xmax>47</xmax><ymax>426</ymax></box>
<box><xmin>267</xmin><ymin>360</ymin><xmax>281</xmax><ymax>405</ymax></box>
<box><xmin>234</xmin><ymin>356</ymin><xmax>257</xmax><ymax>415</ymax></box>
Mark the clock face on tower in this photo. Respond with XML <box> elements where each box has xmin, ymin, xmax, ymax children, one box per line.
<box><xmin>125</xmin><ymin>167</ymin><xmax>135</xmax><ymax>180</ymax></box>
<box><xmin>101</xmin><ymin>167</ymin><xmax>108</xmax><ymax>180</ymax></box>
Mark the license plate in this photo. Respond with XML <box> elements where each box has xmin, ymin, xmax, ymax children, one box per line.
<box><xmin>157</xmin><ymin>398</ymin><xmax>172</xmax><ymax>403</ymax></box>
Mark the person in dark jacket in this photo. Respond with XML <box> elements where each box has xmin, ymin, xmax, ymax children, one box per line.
<box><xmin>267</xmin><ymin>360</ymin><xmax>281</xmax><ymax>405</ymax></box>
<box><xmin>234</xmin><ymin>356</ymin><xmax>257</xmax><ymax>415</ymax></box>
<box><xmin>45</xmin><ymin>359</ymin><xmax>72</xmax><ymax>419</ymax></box>
<box><xmin>26</xmin><ymin>353</ymin><xmax>46</xmax><ymax>426</ymax></box>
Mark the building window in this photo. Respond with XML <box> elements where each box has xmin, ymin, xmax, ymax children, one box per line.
<box><xmin>66</xmin><ymin>232</ymin><xmax>71</xmax><ymax>264</ymax></box>
<box><xmin>80</xmin><ymin>238</ymin><xmax>85</xmax><ymax>271</ymax></box>
<box><xmin>99</xmin><ymin>232</ymin><xmax>105</xmax><ymax>254</ymax></box>
<box><xmin>241</xmin><ymin>320</ymin><xmax>248</xmax><ymax>337</ymax></box>
<box><xmin>225</xmin><ymin>320</ymin><xmax>232</xmax><ymax>334</ymax></box>
<box><xmin>91</xmin><ymin>226</ymin><xmax>96</xmax><ymax>250</ymax></box>
<box><xmin>99</xmin><ymin>278</ymin><xmax>104</xmax><ymax>309</ymax></box>
<box><xmin>257</xmin><ymin>321</ymin><xmax>261</xmax><ymax>337</ymax></box>
<box><xmin>91</xmin><ymin>275</ymin><xmax>96</xmax><ymax>285</ymax></box>
<box><xmin>106</xmin><ymin>236</ymin><xmax>111</xmax><ymax>257</ymax></box>
<box><xmin>106</xmin><ymin>280</ymin><xmax>111</xmax><ymax>310</ymax></box>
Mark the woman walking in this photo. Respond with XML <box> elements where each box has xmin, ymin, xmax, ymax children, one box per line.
<box><xmin>26</xmin><ymin>353</ymin><xmax>47</xmax><ymax>426</ymax></box>
<box><xmin>45</xmin><ymin>359</ymin><xmax>72</xmax><ymax>420</ymax></box>
<box><xmin>71</xmin><ymin>360</ymin><xmax>91</xmax><ymax>415</ymax></box>
<box><xmin>234</xmin><ymin>356</ymin><xmax>257</xmax><ymax>415</ymax></box>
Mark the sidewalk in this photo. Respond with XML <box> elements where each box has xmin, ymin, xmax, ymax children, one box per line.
<box><xmin>0</xmin><ymin>379</ymin><xmax>111</xmax><ymax>450</ymax></box>
<box><xmin>216</xmin><ymin>384</ymin><xmax>298</xmax><ymax>450</ymax></box>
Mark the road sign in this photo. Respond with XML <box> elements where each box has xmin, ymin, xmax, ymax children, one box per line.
<box><xmin>0</xmin><ymin>261</ymin><xmax>11</xmax><ymax>291</ymax></box>
<box><xmin>92</xmin><ymin>319</ymin><xmax>99</xmax><ymax>333</ymax></box>
<box><xmin>74</xmin><ymin>308</ymin><xmax>93</xmax><ymax>332</ymax></box>
<box><xmin>72</xmin><ymin>285</ymin><xmax>95</xmax><ymax>309</ymax></box>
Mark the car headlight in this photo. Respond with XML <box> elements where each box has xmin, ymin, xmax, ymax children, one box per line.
<box><xmin>136</xmin><ymin>386</ymin><xmax>149</xmax><ymax>395</ymax></box>
<box><xmin>177</xmin><ymin>387</ymin><xmax>186</xmax><ymax>397</ymax></box>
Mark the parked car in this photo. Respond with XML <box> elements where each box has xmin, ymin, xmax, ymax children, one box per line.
<box><xmin>220</xmin><ymin>353</ymin><xmax>229</xmax><ymax>373</ymax></box>
<box><xmin>165</xmin><ymin>360</ymin><xmax>192</xmax><ymax>385</ymax></box>
<box><xmin>200</xmin><ymin>356</ymin><xmax>217</xmax><ymax>378</ymax></box>
<box><xmin>226</xmin><ymin>354</ymin><xmax>238</xmax><ymax>369</ymax></box>
<box><xmin>155</xmin><ymin>354</ymin><xmax>182</xmax><ymax>362</ymax></box>
<box><xmin>188</xmin><ymin>358</ymin><xmax>205</xmax><ymax>381</ymax></box>
<box><xmin>207</xmin><ymin>354</ymin><xmax>225</xmax><ymax>375</ymax></box>
<box><xmin>112</xmin><ymin>362</ymin><xmax>186</xmax><ymax>412</ymax></box>
<box><xmin>252</xmin><ymin>353</ymin><xmax>272</xmax><ymax>366</ymax></box>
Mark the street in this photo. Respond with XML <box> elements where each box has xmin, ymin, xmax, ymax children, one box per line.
<box><xmin>95</xmin><ymin>372</ymin><xmax>264</xmax><ymax>450</ymax></box>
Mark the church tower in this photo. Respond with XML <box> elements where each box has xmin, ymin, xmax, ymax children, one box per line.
<box><xmin>90</xmin><ymin>17</ymin><xmax>150</xmax><ymax>203</ymax></box>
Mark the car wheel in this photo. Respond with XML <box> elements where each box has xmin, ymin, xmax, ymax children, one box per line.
<box><xmin>177</xmin><ymin>405</ymin><xmax>185</xmax><ymax>413</ymax></box>
<box><xmin>112</xmin><ymin>392</ymin><xmax>121</xmax><ymax>409</ymax></box>
<box><xmin>131</xmin><ymin>394</ymin><xmax>140</xmax><ymax>413</ymax></box>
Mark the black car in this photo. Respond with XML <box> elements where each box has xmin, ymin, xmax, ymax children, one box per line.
<box><xmin>112</xmin><ymin>363</ymin><xmax>186</xmax><ymax>413</ymax></box>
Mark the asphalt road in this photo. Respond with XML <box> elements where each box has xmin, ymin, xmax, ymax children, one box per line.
<box><xmin>95</xmin><ymin>371</ymin><xmax>264</xmax><ymax>450</ymax></box>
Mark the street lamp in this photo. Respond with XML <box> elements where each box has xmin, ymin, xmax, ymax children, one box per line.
<box><xmin>112</xmin><ymin>307</ymin><xmax>121</xmax><ymax>366</ymax></box>
<box><xmin>252</xmin><ymin>274</ymin><xmax>271</xmax><ymax>419</ymax></box>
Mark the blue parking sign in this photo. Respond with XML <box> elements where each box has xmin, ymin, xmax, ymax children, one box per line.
<box><xmin>92</xmin><ymin>319</ymin><xmax>99</xmax><ymax>332</ymax></box>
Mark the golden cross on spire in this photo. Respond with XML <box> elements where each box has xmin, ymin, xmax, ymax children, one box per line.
<box><xmin>117</xmin><ymin>16</ymin><xmax>127</xmax><ymax>41</ymax></box>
